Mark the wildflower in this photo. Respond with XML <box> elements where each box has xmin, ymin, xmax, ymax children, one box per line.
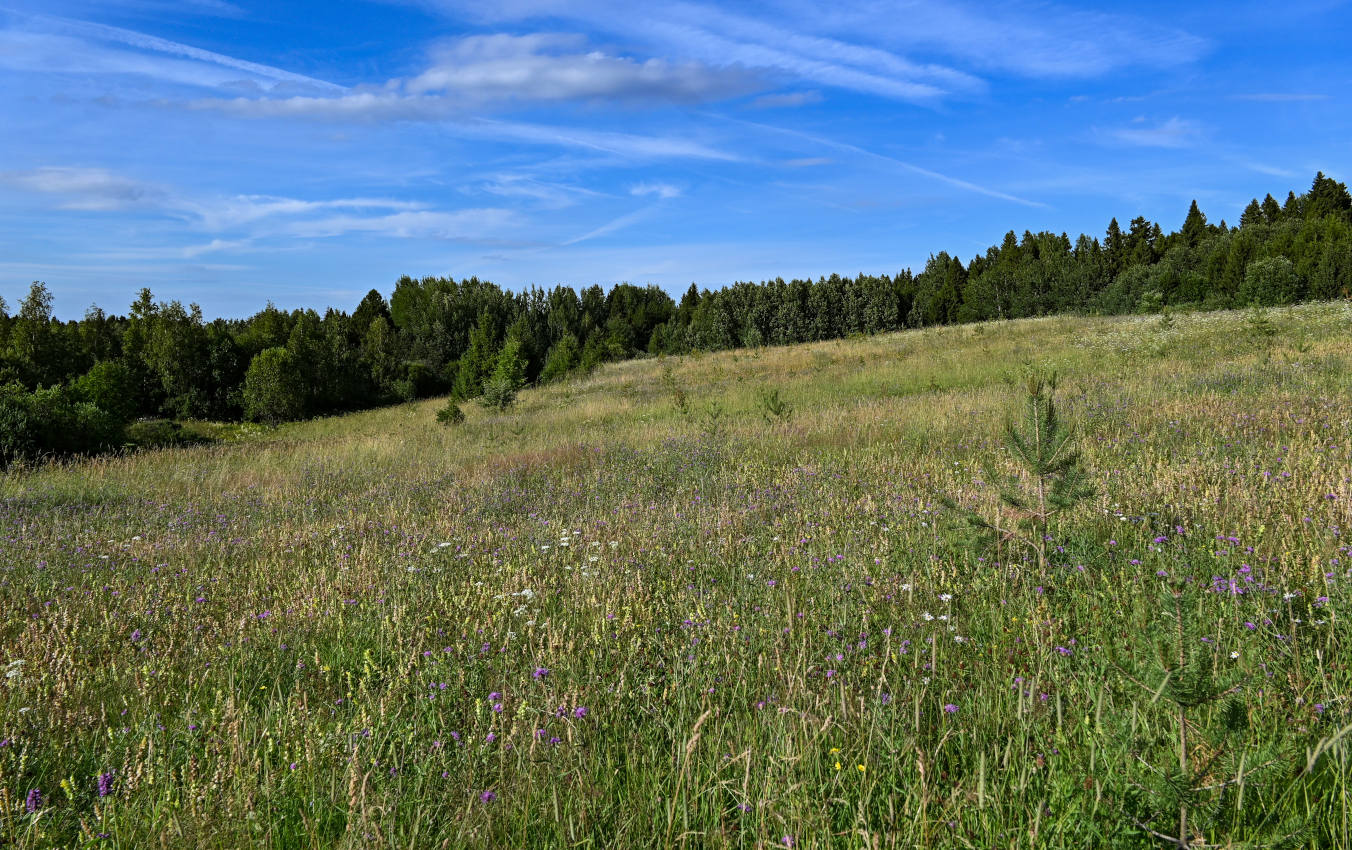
<box><xmin>857</xmin><ymin>764</ymin><xmax>865</xmax><ymax>773</ymax></box>
<box><xmin>1056</xmin><ymin>646</ymin><xmax>1072</xmax><ymax>656</ymax></box>
<box><xmin>493</xmin><ymin>702</ymin><xmax>503</xmax><ymax>713</ymax></box>
<box><xmin>130</xmin><ymin>629</ymin><xmax>142</xmax><ymax>642</ymax></box>
<box><xmin>533</xmin><ymin>667</ymin><xmax>549</xmax><ymax>679</ymax></box>
<box><xmin>97</xmin><ymin>771</ymin><xmax>115</xmax><ymax>797</ymax></box>
<box><xmin>489</xmin><ymin>691</ymin><xmax>501</xmax><ymax>700</ymax></box>
<box><xmin>943</xmin><ymin>704</ymin><xmax>958</xmax><ymax>714</ymax></box>
<box><xmin>573</xmin><ymin>706</ymin><xmax>587</xmax><ymax>718</ymax></box>
<box><xmin>25</xmin><ymin>788</ymin><xmax>41</xmax><ymax>813</ymax></box>
<box><xmin>485</xmin><ymin>733</ymin><xmax>496</xmax><ymax>743</ymax></box>
<box><xmin>479</xmin><ymin>790</ymin><xmax>497</xmax><ymax>803</ymax></box>
<box><xmin>834</xmin><ymin>761</ymin><xmax>842</xmax><ymax>771</ymax></box>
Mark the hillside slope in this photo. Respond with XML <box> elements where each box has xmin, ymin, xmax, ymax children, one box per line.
<box><xmin>2</xmin><ymin>304</ymin><xmax>1350</xmax><ymax>848</ymax></box>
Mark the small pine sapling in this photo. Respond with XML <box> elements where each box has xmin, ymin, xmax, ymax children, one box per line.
<box><xmin>660</xmin><ymin>363</ymin><xmax>691</xmax><ymax>418</ymax></box>
<box><xmin>1106</xmin><ymin>580</ymin><xmax>1310</xmax><ymax>849</ymax></box>
<box><xmin>944</xmin><ymin>371</ymin><xmax>1093</xmax><ymax>571</ymax></box>
<box><xmin>756</xmin><ymin>387</ymin><xmax>792</xmax><ymax>425</ymax></box>
<box><xmin>435</xmin><ymin>402</ymin><xmax>465</xmax><ymax>426</ymax></box>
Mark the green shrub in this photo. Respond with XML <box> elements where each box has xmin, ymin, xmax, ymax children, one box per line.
<box><xmin>435</xmin><ymin>402</ymin><xmax>465</xmax><ymax>426</ymax></box>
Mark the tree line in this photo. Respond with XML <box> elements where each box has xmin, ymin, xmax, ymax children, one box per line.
<box><xmin>2</xmin><ymin>171</ymin><xmax>1350</xmax><ymax>463</ymax></box>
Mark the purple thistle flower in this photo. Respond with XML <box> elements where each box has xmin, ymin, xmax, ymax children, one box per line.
<box><xmin>573</xmin><ymin>706</ymin><xmax>587</xmax><ymax>718</ymax></box>
<box><xmin>493</xmin><ymin>702</ymin><xmax>503</xmax><ymax>713</ymax></box>
<box><xmin>130</xmin><ymin>629</ymin><xmax>142</xmax><ymax>642</ymax></box>
<box><xmin>489</xmin><ymin>691</ymin><xmax>501</xmax><ymax>701</ymax></box>
<box><xmin>98</xmin><ymin>771</ymin><xmax>116</xmax><ymax>797</ymax></box>
<box><xmin>25</xmin><ymin>788</ymin><xmax>41</xmax><ymax>813</ymax></box>
<box><xmin>479</xmin><ymin>790</ymin><xmax>497</xmax><ymax>803</ymax></box>
<box><xmin>533</xmin><ymin>667</ymin><xmax>549</xmax><ymax>679</ymax></box>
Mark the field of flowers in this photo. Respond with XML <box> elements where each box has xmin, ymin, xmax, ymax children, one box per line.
<box><xmin>2</xmin><ymin>304</ymin><xmax>1350</xmax><ymax>848</ymax></box>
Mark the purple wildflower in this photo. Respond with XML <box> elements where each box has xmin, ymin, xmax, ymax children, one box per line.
<box><xmin>943</xmin><ymin>703</ymin><xmax>959</xmax><ymax>714</ymax></box>
<box><xmin>533</xmin><ymin>667</ymin><xmax>549</xmax><ymax>679</ymax></box>
<box><xmin>479</xmin><ymin>790</ymin><xmax>497</xmax><ymax>803</ymax></box>
<box><xmin>97</xmin><ymin>771</ymin><xmax>116</xmax><ymax>797</ymax></box>
<box><xmin>25</xmin><ymin>788</ymin><xmax>41</xmax><ymax>813</ymax></box>
<box><xmin>573</xmin><ymin>706</ymin><xmax>587</xmax><ymax>718</ymax></box>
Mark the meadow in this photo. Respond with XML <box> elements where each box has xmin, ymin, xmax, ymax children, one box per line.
<box><xmin>2</xmin><ymin>304</ymin><xmax>1350</xmax><ymax>848</ymax></box>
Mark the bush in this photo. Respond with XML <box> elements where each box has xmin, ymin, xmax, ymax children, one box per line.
<box><xmin>1240</xmin><ymin>256</ymin><xmax>1302</xmax><ymax>306</ymax></box>
<box><xmin>435</xmin><ymin>402</ymin><xmax>465</xmax><ymax>426</ymax></box>
<box><xmin>126</xmin><ymin>418</ymin><xmax>193</xmax><ymax>448</ymax></box>
<box><xmin>479</xmin><ymin>337</ymin><xmax>526</xmax><ymax>412</ymax></box>
<box><xmin>243</xmin><ymin>347</ymin><xmax>304</xmax><ymax>424</ymax></box>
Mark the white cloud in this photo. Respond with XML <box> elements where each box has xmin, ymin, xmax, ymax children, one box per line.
<box><xmin>1103</xmin><ymin>117</ymin><xmax>1202</xmax><ymax>149</ymax></box>
<box><xmin>472</xmin><ymin>174</ymin><xmax>605</xmax><ymax>208</ymax></box>
<box><xmin>723</xmin><ymin>116</ymin><xmax>1045</xmax><ymax>207</ymax></box>
<box><xmin>1</xmin><ymin>164</ymin><xmax>517</xmax><ymax>244</ymax></box>
<box><xmin>0</xmin><ymin>166</ymin><xmax>166</xmax><ymax>210</ymax></box>
<box><xmin>750</xmin><ymin>90</ymin><xmax>822</xmax><ymax>109</ymax></box>
<box><xmin>282</xmin><ymin>209</ymin><xmax>518</xmax><ymax>240</ymax></box>
<box><xmin>1231</xmin><ymin>92</ymin><xmax>1330</xmax><ymax>102</ymax></box>
<box><xmin>559</xmin><ymin>206</ymin><xmax>655</xmax><ymax>246</ymax></box>
<box><xmin>187</xmin><ymin>195</ymin><xmax>427</xmax><ymax>230</ymax></box>
<box><xmin>413</xmin><ymin>0</ymin><xmax>1205</xmax><ymax>100</ymax></box>
<box><xmin>407</xmin><ymin>33</ymin><xmax>758</xmax><ymax>104</ymax></box>
<box><xmin>186</xmin><ymin>33</ymin><xmax>759</xmax><ymax>128</ymax></box>
<box><xmin>630</xmin><ymin>181</ymin><xmax>682</xmax><ymax>199</ymax></box>
<box><xmin>0</xmin><ymin>10</ymin><xmax>341</xmax><ymax>93</ymax></box>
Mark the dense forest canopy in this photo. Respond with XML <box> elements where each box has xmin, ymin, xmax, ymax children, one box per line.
<box><xmin>3</xmin><ymin>171</ymin><xmax>1351</xmax><ymax>462</ymax></box>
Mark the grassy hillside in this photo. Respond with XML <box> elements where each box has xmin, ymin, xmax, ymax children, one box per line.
<box><xmin>2</xmin><ymin>304</ymin><xmax>1351</xmax><ymax>848</ymax></box>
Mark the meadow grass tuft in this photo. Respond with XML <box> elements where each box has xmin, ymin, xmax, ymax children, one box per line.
<box><xmin>1</xmin><ymin>304</ymin><xmax>1350</xmax><ymax>848</ymax></box>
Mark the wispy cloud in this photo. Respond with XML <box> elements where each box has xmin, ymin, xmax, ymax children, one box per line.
<box><xmin>1102</xmin><ymin>116</ymin><xmax>1202</xmax><ymax>149</ymax></box>
<box><xmin>750</xmin><ymin>90</ymin><xmax>822</xmax><ymax>108</ymax></box>
<box><xmin>407</xmin><ymin>33</ymin><xmax>759</xmax><ymax>104</ymax></box>
<box><xmin>0</xmin><ymin>166</ymin><xmax>167</xmax><ymax>210</ymax></box>
<box><xmin>1231</xmin><ymin>92</ymin><xmax>1331</xmax><ymax>102</ymax></box>
<box><xmin>1</xmin><ymin>164</ymin><xmax>517</xmax><ymax>243</ymax></box>
<box><xmin>281</xmin><ymin>209</ymin><xmax>518</xmax><ymax>240</ymax></box>
<box><xmin>415</xmin><ymin>0</ymin><xmax>1204</xmax><ymax>99</ymax></box>
<box><xmin>719</xmin><ymin>116</ymin><xmax>1045</xmax><ymax>207</ymax></box>
<box><xmin>414</xmin><ymin>0</ymin><xmax>981</xmax><ymax>103</ymax></box>
<box><xmin>471</xmin><ymin>174</ymin><xmax>606</xmax><ymax>208</ymax></box>
<box><xmin>0</xmin><ymin>10</ymin><xmax>341</xmax><ymax>92</ymax></box>
<box><xmin>559</xmin><ymin>206</ymin><xmax>655</xmax><ymax>246</ymax></box>
<box><xmin>183</xmin><ymin>32</ymin><xmax>758</xmax><ymax>127</ymax></box>
<box><xmin>470</xmin><ymin>118</ymin><xmax>740</xmax><ymax>162</ymax></box>
<box><xmin>630</xmin><ymin>181</ymin><xmax>682</xmax><ymax>199</ymax></box>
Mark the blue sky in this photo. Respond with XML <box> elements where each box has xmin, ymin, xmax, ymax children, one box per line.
<box><xmin>2</xmin><ymin>0</ymin><xmax>1349</xmax><ymax>319</ymax></box>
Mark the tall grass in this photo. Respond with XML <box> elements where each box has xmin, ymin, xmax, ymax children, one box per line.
<box><xmin>1</xmin><ymin>304</ymin><xmax>1350</xmax><ymax>847</ymax></box>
